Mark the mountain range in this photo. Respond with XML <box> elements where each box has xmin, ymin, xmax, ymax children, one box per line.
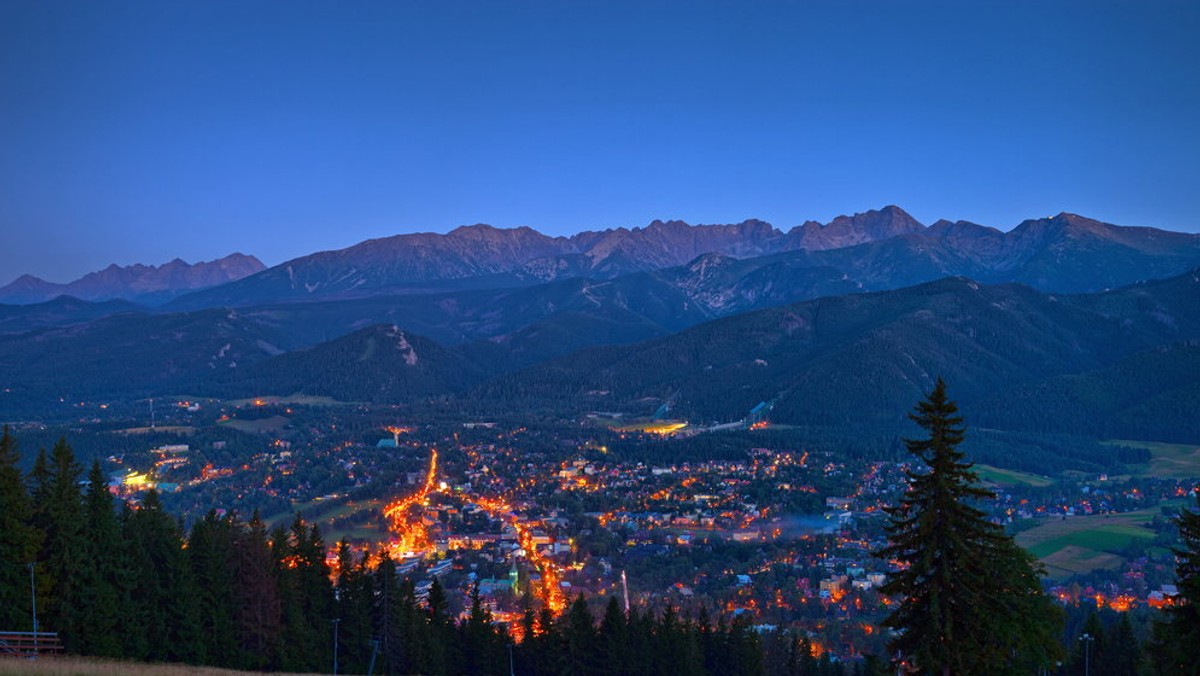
<box><xmin>1</xmin><ymin>206</ymin><xmax>1198</xmax><ymax>471</ymax></box>
<box><xmin>7</xmin><ymin>208</ymin><xmax>1199</xmax><ymax>312</ymax></box>
<box><xmin>0</xmin><ymin>254</ymin><xmax>265</xmax><ymax>305</ymax></box>
<box><xmin>164</xmin><ymin>207</ymin><xmax>1200</xmax><ymax>309</ymax></box>
<box><xmin>161</xmin><ymin>214</ymin><xmax>841</xmax><ymax>308</ymax></box>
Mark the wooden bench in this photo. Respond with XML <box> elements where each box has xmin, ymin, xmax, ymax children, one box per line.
<box><xmin>0</xmin><ymin>631</ymin><xmax>64</xmax><ymax>657</ymax></box>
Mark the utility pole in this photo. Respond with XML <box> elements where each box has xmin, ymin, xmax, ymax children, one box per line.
<box><xmin>366</xmin><ymin>638</ymin><xmax>380</xmax><ymax>676</ymax></box>
<box><xmin>508</xmin><ymin>643</ymin><xmax>515</xmax><ymax>676</ymax></box>
<box><xmin>332</xmin><ymin>618</ymin><xmax>341</xmax><ymax>675</ymax></box>
<box><xmin>1079</xmin><ymin>632</ymin><xmax>1094</xmax><ymax>676</ymax></box>
<box><xmin>28</xmin><ymin>563</ymin><xmax>38</xmax><ymax>656</ymax></box>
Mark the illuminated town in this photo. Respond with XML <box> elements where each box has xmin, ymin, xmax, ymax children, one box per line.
<box><xmin>83</xmin><ymin>397</ymin><xmax>1193</xmax><ymax>660</ymax></box>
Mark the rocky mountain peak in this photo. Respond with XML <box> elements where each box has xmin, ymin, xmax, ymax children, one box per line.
<box><xmin>785</xmin><ymin>205</ymin><xmax>925</xmax><ymax>251</ymax></box>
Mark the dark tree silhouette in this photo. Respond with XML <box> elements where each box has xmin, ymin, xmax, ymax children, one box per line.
<box><xmin>1151</xmin><ymin>493</ymin><xmax>1200</xmax><ymax>673</ymax></box>
<box><xmin>875</xmin><ymin>378</ymin><xmax>1060</xmax><ymax>674</ymax></box>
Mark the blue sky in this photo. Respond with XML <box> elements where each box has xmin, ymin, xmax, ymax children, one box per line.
<box><xmin>2</xmin><ymin>1</ymin><xmax>1198</xmax><ymax>283</ymax></box>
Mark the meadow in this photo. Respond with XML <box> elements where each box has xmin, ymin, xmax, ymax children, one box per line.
<box><xmin>1015</xmin><ymin>508</ymin><xmax>1159</xmax><ymax>578</ymax></box>
<box><xmin>1112</xmin><ymin>439</ymin><xmax>1200</xmax><ymax>479</ymax></box>
<box><xmin>974</xmin><ymin>464</ymin><xmax>1054</xmax><ymax>488</ymax></box>
<box><xmin>218</xmin><ymin>415</ymin><xmax>290</xmax><ymax>434</ymax></box>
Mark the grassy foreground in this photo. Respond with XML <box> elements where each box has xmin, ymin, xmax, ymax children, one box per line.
<box><xmin>0</xmin><ymin>657</ymin><xmax>319</xmax><ymax>676</ymax></box>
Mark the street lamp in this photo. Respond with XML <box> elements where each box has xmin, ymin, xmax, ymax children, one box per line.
<box><xmin>27</xmin><ymin>563</ymin><xmax>38</xmax><ymax>656</ymax></box>
<box><xmin>1078</xmin><ymin>632</ymin><xmax>1095</xmax><ymax>676</ymax></box>
<box><xmin>332</xmin><ymin>618</ymin><xmax>340</xmax><ymax>675</ymax></box>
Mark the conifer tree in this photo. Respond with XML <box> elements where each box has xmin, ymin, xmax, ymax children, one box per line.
<box><xmin>277</xmin><ymin>516</ymin><xmax>334</xmax><ymax>672</ymax></box>
<box><xmin>725</xmin><ymin>613</ymin><xmax>764</xmax><ymax>676</ymax></box>
<box><xmin>372</xmin><ymin>552</ymin><xmax>404</xmax><ymax>674</ymax></box>
<box><xmin>875</xmin><ymin>378</ymin><xmax>1060</xmax><ymax>674</ymax></box>
<box><xmin>117</xmin><ymin>503</ymin><xmax>152</xmax><ymax>660</ymax></box>
<box><xmin>395</xmin><ymin>576</ymin><xmax>427</xmax><ymax>674</ymax></box>
<box><xmin>334</xmin><ymin>540</ymin><xmax>374</xmax><ymax>673</ymax></box>
<box><xmin>1107</xmin><ymin>613</ymin><xmax>1139</xmax><ymax>676</ymax></box>
<box><xmin>0</xmin><ymin>427</ymin><xmax>38</xmax><ymax>630</ymax></box>
<box><xmin>459</xmin><ymin>582</ymin><xmax>506</xmax><ymax>676</ymax></box>
<box><xmin>30</xmin><ymin>438</ymin><xmax>84</xmax><ymax>647</ymax></box>
<box><xmin>425</xmin><ymin>576</ymin><xmax>453</xmax><ymax>674</ymax></box>
<box><xmin>123</xmin><ymin>490</ymin><xmax>202</xmax><ymax>663</ymax></box>
<box><xmin>651</xmin><ymin>603</ymin><xmax>699</xmax><ymax>676</ymax></box>
<box><xmin>626</xmin><ymin>607</ymin><xmax>655</xmax><ymax>675</ymax></box>
<box><xmin>188</xmin><ymin>510</ymin><xmax>238</xmax><ymax>664</ymax></box>
<box><xmin>233</xmin><ymin>511</ymin><xmax>282</xmax><ymax>669</ymax></box>
<box><xmin>598</xmin><ymin>596</ymin><xmax>631</xmax><ymax>675</ymax></box>
<box><xmin>515</xmin><ymin>595</ymin><xmax>553</xmax><ymax>676</ymax></box>
<box><xmin>563</xmin><ymin>594</ymin><xmax>596</xmax><ymax>676</ymax></box>
<box><xmin>1151</xmin><ymin>492</ymin><xmax>1200</xmax><ymax>672</ymax></box>
<box><xmin>74</xmin><ymin>460</ymin><xmax>123</xmax><ymax>657</ymax></box>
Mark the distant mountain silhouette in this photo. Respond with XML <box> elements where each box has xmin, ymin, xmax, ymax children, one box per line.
<box><xmin>166</xmin><ymin>208</ymin><xmax>1200</xmax><ymax>309</ymax></box>
<box><xmin>0</xmin><ymin>254</ymin><xmax>265</xmax><ymax>305</ymax></box>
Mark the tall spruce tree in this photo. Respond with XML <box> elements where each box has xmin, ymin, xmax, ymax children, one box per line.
<box><xmin>74</xmin><ymin>460</ymin><xmax>123</xmax><ymax>657</ymax></box>
<box><xmin>277</xmin><ymin>516</ymin><xmax>334</xmax><ymax>672</ymax></box>
<box><xmin>333</xmin><ymin>540</ymin><xmax>374</xmax><ymax>674</ymax></box>
<box><xmin>189</xmin><ymin>510</ymin><xmax>239</xmax><ymax>664</ymax></box>
<box><xmin>1151</xmin><ymin>492</ymin><xmax>1200</xmax><ymax>672</ymax></box>
<box><xmin>233</xmin><ymin>511</ymin><xmax>282</xmax><ymax>670</ymax></box>
<box><xmin>458</xmin><ymin>582</ymin><xmax>506</xmax><ymax>676</ymax></box>
<box><xmin>597</xmin><ymin>596</ymin><xmax>631</xmax><ymax>675</ymax></box>
<box><xmin>123</xmin><ymin>490</ymin><xmax>203</xmax><ymax>663</ymax></box>
<box><xmin>372</xmin><ymin>552</ymin><xmax>405</xmax><ymax>675</ymax></box>
<box><xmin>1107</xmin><ymin>613</ymin><xmax>1140</xmax><ymax>676</ymax></box>
<box><xmin>875</xmin><ymin>379</ymin><xmax>1059</xmax><ymax>674</ymax></box>
<box><xmin>30</xmin><ymin>438</ymin><xmax>84</xmax><ymax>647</ymax></box>
<box><xmin>0</xmin><ymin>427</ymin><xmax>38</xmax><ymax>630</ymax></box>
<box><xmin>563</xmin><ymin>594</ymin><xmax>597</xmax><ymax>676</ymax></box>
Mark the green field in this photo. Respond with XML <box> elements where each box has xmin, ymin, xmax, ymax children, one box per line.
<box><xmin>324</xmin><ymin>525</ymin><xmax>388</xmax><ymax>543</ymax></box>
<box><xmin>265</xmin><ymin>497</ymin><xmax>387</xmax><ymax>543</ymax></box>
<box><xmin>1037</xmin><ymin>546</ymin><xmax>1126</xmax><ymax>579</ymax></box>
<box><xmin>1110</xmin><ymin>439</ymin><xmax>1200</xmax><ymax>478</ymax></box>
<box><xmin>1016</xmin><ymin>509</ymin><xmax>1158</xmax><ymax>578</ymax></box>
<box><xmin>219</xmin><ymin>415</ymin><xmax>290</xmax><ymax>434</ymax></box>
<box><xmin>974</xmin><ymin>464</ymin><xmax>1054</xmax><ymax>488</ymax></box>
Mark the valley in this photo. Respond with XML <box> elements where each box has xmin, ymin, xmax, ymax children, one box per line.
<box><xmin>2</xmin><ymin>208</ymin><xmax>1198</xmax><ymax>666</ymax></box>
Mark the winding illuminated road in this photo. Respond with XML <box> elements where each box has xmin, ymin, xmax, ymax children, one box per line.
<box><xmin>383</xmin><ymin>449</ymin><xmax>438</xmax><ymax>554</ymax></box>
<box><xmin>382</xmin><ymin>448</ymin><xmax>566</xmax><ymax>614</ymax></box>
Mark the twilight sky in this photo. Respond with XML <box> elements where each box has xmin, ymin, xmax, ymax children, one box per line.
<box><xmin>2</xmin><ymin>1</ymin><xmax>1198</xmax><ymax>283</ymax></box>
